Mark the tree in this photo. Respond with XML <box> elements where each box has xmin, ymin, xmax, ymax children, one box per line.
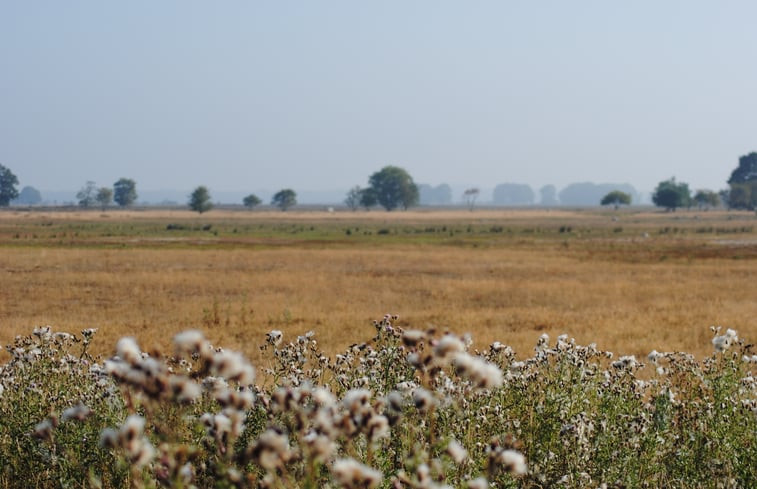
<box><xmin>652</xmin><ymin>178</ymin><xmax>691</xmax><ymax>211</ymax></box>
<box><xmin>0</xmin><ymin>164</ymin><xmax>19</xmax><ymax>207</ymax></box>
<box><xmin>727</xmin><ymin>152</ymin><xmax>757</xmax><ymax>184</ymax></box>
<box><xmin>189</xmin><ymin>186</ymin><xmax>213</xmax><ymax>214</ymax></box>
<box><xmin>271</xmin><ymin>189</ymin><xmax>297</xmax><ymax>211</ymax></box>
<box><xmin>600</xmin><ymin>190</ymin><xmax>632</xmax><ymax>210</ymax></box>
<box><xmin>539</xmin><ymin>185</ymin><xmax>559</xmax><ymax>206</ymax></box>
<box><xmin>727</xmin><ymin>153</ymin><xmax>757</xmax><ymax>210</ymax></box>
<box><xmin>693</xmin><ymin>190</ymin><xmax>720</xmax><ymax>210</ymax></box>
<box><xmin>492</xmin><ymin>183</ymin><xmax>535</xmax><ymax>206</ymax></box>
<box><xmin>113</xmin><ymin>178</ymin><xmax>138</xmax><ymax>207</ymax></box>
<box><xmin>728</xmin><ymin>183</ymin><xmax>757</xmax><ymax>210</ymax></box>
<box><xmin>243</xmin><ymin>194</ymin><xmax>262</xmax><ymax>209</ymax></box>
<box><xmin>96</xmin><ymin>187</ymin><xmax>113</xmax><ymax>210</ymax></box>
<box><xmin>559</xmin><ymin>182</ymin><xmax>638</xmax><ymax>206</ymax></box>
<box><xmin>76</xmin><ymin>181</ymin><xmax>98</xmax><ymax>208</ymax></box>
<box><xmin>359</xmin><ymin>187</ymin><xmax>378</xmax><ymax>210</ymax></box>
<box><xmin>463</xmin><ymin>188</ymin><xmax>480</xmax><ymax>211</ymax></box>
<box><xmin>344</xmin><ymin>186</ymin><xmax>362</xmax><ymax>211</ymax></box>
<box><xmin>418</xmin><ymin>184</ymin><xmax>453</xmax><ymax>205</ymax></box>
<box><xmin>368</xmin><ymin>166</ymin><xmax>419</xmax><ymax>211</ymax></box>
<box><xmin>14</xmin><ymin>186</ymin><xmax>42</xmax><ymax>205</ymax></box>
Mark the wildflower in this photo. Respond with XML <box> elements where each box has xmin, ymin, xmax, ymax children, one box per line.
<box><xmin>247</xmin><ymin>428</ymin><xmax>292</xmax><ymax>471</ymax></box>
<box><xmin>266</xmin><ymin>330</ymin><xmax>283</xmax><ymax>347</ymax></box>
<box><xmin>712</xmin><ymin>328</ymin><xmax>738</xmax><ymax>352</ymax></box>
<box><xmin>452</xmin><ymin>352</ymin><xmax>503</xmax><ymax>389</ymax></box>
<box><xmin>401</xmin><ymin>329</ymin><xmax>426</xmax><ymax>347</ymax></box>
<box><xmin>365</xmin><ymin>413</ymin><xmax>390</xmax><ymax>442</ymax></box>
<box><xmin>447</xmin><ymin>439</ymin><xmax>468</xmax><ymax>464</ymax></box>
<box><xmin>120</xmin><ymin>414</ymin><xmax>146</xmax><ymax>444</ymax></box>
<box><xmin>312</xmin><ymin>387</ymin><xmax>336</xmax><ymax>407</ymax></box>
<box><xmin>33</xmin><ymin>326</ymin><xmax>52</xmax><ymax>339</ymax></box>
<box><xmin>331</xmin><ymin>458</ymin><xmax>382</xmax><ymax>489</ymax></box>
<box><xmin>132</xmin><ymin>439</ymin><xmax>155</xmax><ymax>468</ymax></box>
<box><xmin>211</xmin><ymin>350</ymin><xmax>255</xmax><ymax>384</ymax></box>
<box><xmin>468</xmin><ymin>477</ymin><xmax>488</xmax><ymax>489</ymax></box>
<box><xmin>33</xmin><ymin>418</ymin><xmax>56</xmax><ymax>441</ymax></box>
<box><xmin>169</xmin><ymin>376</ymin><xmax>202</xmax><ymax>404</ymax></box>
<box><xmin>81</xmin><ymin>328</ymin><xmax>98</xmax><ymax>338</ymax></box>
<box><xmin>611</xmin><ymin>355</ymin><xmax>638</xmax><ymax>370</ymax></box>
<box><xmin>303</xmin><ymin>431</ymin><xmax>336</xmax><ymax>462</ymax></box>
<box><xmin>61</xmin><ymin>403</ymin><xmax>92</xmax><ymax>422</ymax></box>
<box><xmin>434</xmin><ymin>334</ymin><xmax>465</xmax><ymax>359</ymax></box>
<box><xmin>173</xmin><ymin>330</ymin><xmax>210</xmax><ymax>356</ymax></box>
<box><xmin>116</xmin><ymin>337</ymin><xmax>142</xmax><ymax>366</ymax></box>
<box><xmin>492</xmin><ymin>449</ymin><xmax>527</xmax><ymax>475</ymax></box>
<box><xmin>647</xmin><ymin>350</ymin><xmax>663</xmax><ymax>364</ymax></box>
<box><xmin>99</xmin><ymin>428</ymin><xmax>118</xmax><ymax>448</ymax></box>
<box><xmin>412</xmin><ymin>388</ymin><xmax>437</xmax><ymax>412</ymax></box>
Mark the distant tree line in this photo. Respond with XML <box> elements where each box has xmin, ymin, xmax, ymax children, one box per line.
<box><xmin>1</xmin><ymin>152</ymin><xmax>756</xmax><ymax>212</ymax></box>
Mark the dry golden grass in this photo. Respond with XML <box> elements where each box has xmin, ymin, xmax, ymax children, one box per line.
<box><xmin>0</xmin><ymin>208</ymin><xmax>755</xmax><ymax>363</ymax></box>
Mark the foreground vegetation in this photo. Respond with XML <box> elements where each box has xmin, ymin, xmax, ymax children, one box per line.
<box><xmin>1</xmin><ymin>319</ymin><xmax>755</xmax><ymax>488</ymax></box>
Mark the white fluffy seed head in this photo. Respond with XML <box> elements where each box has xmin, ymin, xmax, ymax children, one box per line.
<box><xmin>332</xmin><ymin>458</ymin><xmax>382</xmax><ymax>489</ymax></box>
<box><xmin>116</xmin><ymin>337</ymin><xmax>142</xmax><ymax>366</ymax></box>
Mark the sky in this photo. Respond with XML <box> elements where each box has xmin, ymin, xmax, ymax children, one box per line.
<box><xmin>2</xmin><ymin>1</ymin><xmax>756</xmax><ymax>201</ymax></box>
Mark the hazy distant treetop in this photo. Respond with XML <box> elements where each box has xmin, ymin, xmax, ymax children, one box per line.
<box><xmin>418</xmin><ymin>183</ymin><xmax>452</xmax><ymax>206</ymax></box>
<box><xmin>96</xmin><ymin>187</ymin><xmax>113</xmax><ymax>210</ymax></box>
<box><xmin>14</xmin><ymin>186</ymin><xmax>42</xmax><ymax>205</ymax></box>
<box><xmin>728</xmin><ymin>152</ymin><xmax>757</xmax><ymax>184</ymax></box>
<box><xmin>344</xmin><ymin>186</ymin><xmax>362</xmax><ymax>211</ymax></box>
<box><xmin>113</xmin><ymin>178</ymin><xmax>138</xmax><ymax>207</ymax></box>
<box><xmin>492</xmin><ymin>183</ymin><xmax>534</xmax><ymax>206</ymax></box>
<box><xmin>271</xmin><ymin>188</ymin><xmax>297</xmax><ymax>211</ymax></box>
<box><xmin>559</xmin><ymin>182</ymin><xmax>638</xmax><ymax>207</ymax></box>
<box><xmin>189</xmin><ymin>186</ymin><xmax>213</xmax><ymax>213</ymax></box>
<box><xmin>0</xmin><ymin>164</ymin><xmax>19</xmax><ymax>207</ymax></box>
<box><xmin>539</xmin><ymin>185</ymin><xmax>559</xmax><ymax>206</ymax></box>
<box><xmin>76</xmin><ymin>181</ymin><xmax>97</xmax><ymax>208</ymax></box>
<box><xmin>368</xmin><ymin>166</ymin><xmax>419</xmax><ymax>211</ymax></box>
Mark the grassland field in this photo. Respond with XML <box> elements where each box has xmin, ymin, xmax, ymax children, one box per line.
<box><xmin>1</xmin><ymin>206</ymin><xmax>755</xmax><ymax>364</ymax></box>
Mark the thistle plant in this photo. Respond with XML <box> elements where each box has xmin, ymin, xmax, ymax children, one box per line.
<box><xmin>0</xmin><ymin>319</ymin><xmax>755</xmax><ymax>488</ymax></box>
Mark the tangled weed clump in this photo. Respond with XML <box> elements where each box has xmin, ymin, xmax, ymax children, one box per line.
<box><xmin>0</xmin><ymin>318</ymin><xmax>755</xmax><ymax>488</ymax></box>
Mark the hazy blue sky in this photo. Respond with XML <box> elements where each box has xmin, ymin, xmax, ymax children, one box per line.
<box><xmin>2</xmin><ymin>1</ymin><xmax>756</xmax><ymax>198</ymax></box>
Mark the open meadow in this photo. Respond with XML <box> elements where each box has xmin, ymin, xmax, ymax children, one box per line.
<box><xmin>1</xmin><ymin>206</ymin><xmax>755</xmax><ymax>362</ymax></box>
<box><xmin>1</xmin><ymin>207</ymin><xmax>757</xmax><ymax>488</ymax></box>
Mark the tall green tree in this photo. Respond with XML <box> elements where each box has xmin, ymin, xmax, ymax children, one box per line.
<box><xmin>600</xmin><ymin>190</ymin><xmax>632</xmax><ymax>209</ymax></box>
<box><xmin>189</xmin><ymin>186</ymin><xmax>213</xmax><ymax>213</ymax></box>
<box><xmin>359</xmin><ymin>187</ymin><xmax>378</xmax><ymax>210</ymax></box>
<box><xmin>113</xmin><ymin>178</ymin><xmax>138</xmax><ymax>207</ymax></box>
<box><xmin>652</xmin><ymin>178</ymin><xmax>691</xmax><ymax>211</ymax></box>
<box><xmin>271</xmin><ymin>189</ymin><xmax>297</xmax><ymax>211</ymax></box>
<box><xmin>76</xmin><ymin>181</ymin><xmax>98</xmax><ymax>208</ymax></box>
<box><xmin>693</xmin><ymin>189</ymin><xmax>720</xmax><ymax>210</ymax></box>
<box><xmin>96</xmin><ymin>187</ymin><xmax>113</xmax><ymax>210</ymax></box>
<box><xmin>368</xmin><ymin>166</ymin><xmax>419</xmax><ymax>211</ymax></box>
<box><xmin>0</xmin><ymin>164</ymin><xmax>19</xmax><ymax>206</ymax></box>
<box><xmin>242</xmin><ymin>194</ymin><xmax>262</xmax><ymax>209</ymax></box>
<box><xmin>727</xmin><ymin>153</ymin><xmax>757</xmax><ymax>210</ymax></box>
